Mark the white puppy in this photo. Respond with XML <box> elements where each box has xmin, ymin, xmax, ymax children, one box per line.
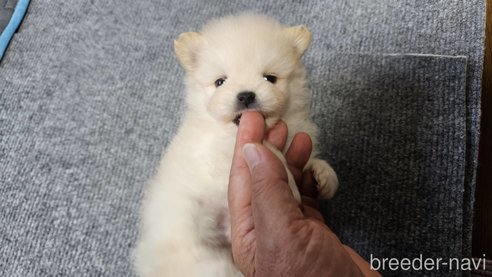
<box><xmin>135</xmin><ymin>14</ymin><xmax>338</xmax><ymax>277</ymax></box>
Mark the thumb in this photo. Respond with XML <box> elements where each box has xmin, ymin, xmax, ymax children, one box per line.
<box><xmin>242</xmin><ymin>143</ymin><xmax>304</xmax><ymax>234</ymax></box>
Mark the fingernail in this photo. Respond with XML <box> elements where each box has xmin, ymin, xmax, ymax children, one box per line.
<box><xmin>242</xmin><ymin>143</ymin><xmax>261</xmax><ymax>168</ymax></box>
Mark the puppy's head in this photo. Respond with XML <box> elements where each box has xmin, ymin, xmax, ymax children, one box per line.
<box><xmin>174</xmin><ymin>14</ymin><xmax>311</xmax><ymax>127</ymax></box>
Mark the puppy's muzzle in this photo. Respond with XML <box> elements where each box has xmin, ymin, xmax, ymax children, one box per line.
<box><xmin>237</xmin><ymin>91</ymin><xmax>256</xmax><ymax>109</ymax></box>
<box><xmin>234</xmin><ymin>91</ymin><xmax>263</xmax><ymax>126</ymax></box>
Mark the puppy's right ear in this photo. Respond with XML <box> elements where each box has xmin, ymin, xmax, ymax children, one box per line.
<box><xmin>174</xmin><ymin>32</ymin><xmax>203</xmax><ymax>71</ymax></box>
<box><xmin>284</xmin><ymin>25</ymin><xmax>312</xmax><ymax>56</ymax></box>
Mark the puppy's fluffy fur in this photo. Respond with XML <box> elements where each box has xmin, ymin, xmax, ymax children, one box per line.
<box><xmin>135</xmin><ymin>14</ymin><xmax>338</xmax><ymax>277</ymax></box>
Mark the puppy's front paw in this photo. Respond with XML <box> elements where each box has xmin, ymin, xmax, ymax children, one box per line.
<box><xmin>308</xmin><ymin>158</ymin><xmax>338</xmax><ymax>199</ymax></box>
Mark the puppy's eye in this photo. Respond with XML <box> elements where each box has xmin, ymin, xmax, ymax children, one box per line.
<box><xmin>263</xmin><ymin>74</ymin><xmax>277</xmax><ymax>84</ymax></box>
<box><xmin>215</xmin><ymin>78</ymin><xmax>226</xmax><ymax>87</ymax></box>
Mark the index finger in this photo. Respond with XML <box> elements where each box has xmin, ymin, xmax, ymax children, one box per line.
<box><xmin>265</xmin><ymin>120</ymin><xmax>288</xmax><ymax>150</ymax></box>
<box><xmin>285</xmin><ymin>132</ymin><xmax>313</xmax><ymax>185</ymax></box>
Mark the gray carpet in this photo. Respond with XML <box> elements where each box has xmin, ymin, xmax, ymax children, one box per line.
<box><xmin>315</xmin><ymin>53</ymin><xmax>467</xmax><ymax>276</ymax></box>
<box><xmin>0</xmin><ymin>0</ymin><xmax>18</xmax><ymax>34</ymax></box>
<box><xmin>0</xmin><ymin>1</ymin><xmax>485</xmax><ymax>276</ymax></box>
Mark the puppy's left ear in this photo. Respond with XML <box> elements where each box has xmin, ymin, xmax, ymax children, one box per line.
<box><xmin>174</xmin><ymin>32</ymin><xmax>204</xmax><ymax>71</ymax></box>
<box><xmin>284</xmin><ymin>25</ymin><xmax>312</xmax><ymax>56</ymax></box>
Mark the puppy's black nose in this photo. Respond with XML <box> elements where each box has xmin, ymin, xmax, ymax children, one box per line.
<box><xmin>237</xmin><ymin>91</ymin><xmax>256</xmax><ymax>108</ymax></box>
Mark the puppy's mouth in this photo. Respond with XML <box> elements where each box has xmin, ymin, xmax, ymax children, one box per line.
<box><xmin>233</xmin><ymin>114</ymin><xmax>242</xmax><ymax>126</ymax></box>
<box><xmin>233</xmin><ymin>110</ymin><xmax>266</xmax><ymax>126</ymax></box>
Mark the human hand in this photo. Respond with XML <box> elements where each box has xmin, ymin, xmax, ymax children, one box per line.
<box><xmin>228</xmin><ymin>111</ymin><xmax>379</xmax><ymax>277</ymax></box>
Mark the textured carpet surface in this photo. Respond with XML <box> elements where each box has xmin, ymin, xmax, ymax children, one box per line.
<box><xmin>314</xmin><ymin>54</ymin><xmax>467</xmax><ymax>276</ymax></box>
<box><xmin>0</xmin><ymin>1</ymin><xmax>485</xmax><ymax>276</ymax></box>
<box><xmin>0</xmin><ymin>1</ymin><xmax>30</xmax><ymax>60</ymax></box>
